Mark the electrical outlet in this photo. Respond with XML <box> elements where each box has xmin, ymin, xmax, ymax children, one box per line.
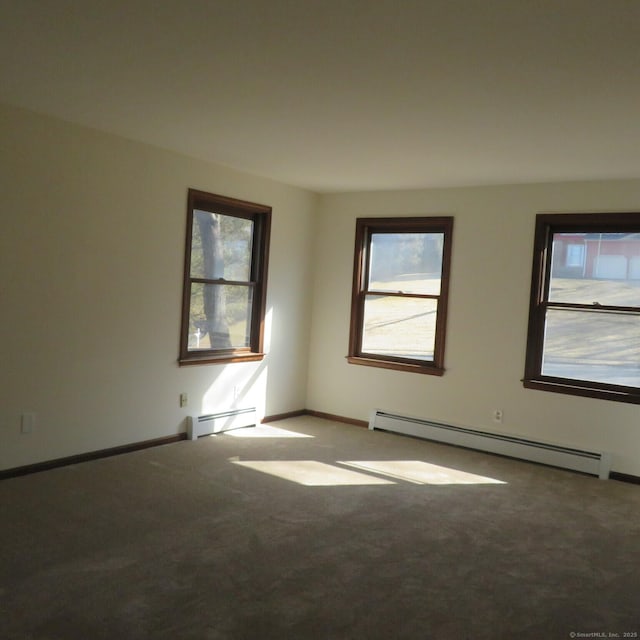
<box><xmin>179</xmin><ymin>393</ymin><xmax>188</xmax><ymax>408</ymax></box>
<box><xmin>492</xmin><ymin>409</ymin><xmax>503</xmax><ymax>424</ymax></box>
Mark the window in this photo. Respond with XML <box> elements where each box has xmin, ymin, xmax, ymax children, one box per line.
<box><xmin>179</xmin><ymin>189</ymin><xmax>271</xmax><ymax>365</ymax></box>
<box><xmin>348</xmin><ymin>217</ymin><xmax>454</xmax><ymax>375</ymax></box>
<box><xmin>523</xmin><ymin>212</ymin><xmax>640</xmax><ymax>404</ymax></box>
<box><xmin>566</xmin><ymin>243</ymin><xmax>586</xmax><ymax>268</ymax></box>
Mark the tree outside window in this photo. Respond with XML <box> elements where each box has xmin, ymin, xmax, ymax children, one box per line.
<box><xmin>179</xmin><ymin>190</ymin><xmax>271</xmax><ymax>365</ymax></box>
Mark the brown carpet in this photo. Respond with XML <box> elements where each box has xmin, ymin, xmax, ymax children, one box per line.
<box><xmin>1</xmin><ymin>416</ymin><xmax>639</xmax><ymax>639</ymax></box>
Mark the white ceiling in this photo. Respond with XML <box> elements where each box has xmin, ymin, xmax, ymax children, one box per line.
<box><xmin>1</xmin><ymin>0</ymin><xmax>639</xmax><ymax>193</ymax></box>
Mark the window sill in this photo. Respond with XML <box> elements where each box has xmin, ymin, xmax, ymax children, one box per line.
<box><xmin>523</xmin><ymin>378</ymin><xmax>640</xmax><ymax>405</ymax></box>
<box><xmin>347</xmin><ymin>355</ymin><xmax>444</xmax><ymax>376</ymax></box>
<box><xmin>179</xmin><ymin>352</ymin><xmax>265</xmax><ymax>366</ymax></box>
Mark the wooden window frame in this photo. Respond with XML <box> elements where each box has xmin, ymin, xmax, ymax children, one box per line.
<box><xmin>347</xmin><ymin>216</ymin><xmax>454</xmax><ymax>375</ymax></box>
<box><xmin>523</xmin><ymin>212</ymin><xmax>640</xmax><ymax>404</ymax></box>
<box><xmin>179</xmin><ymin>189</ymin><xmax>271</xmax><ymax>366</ymax></box>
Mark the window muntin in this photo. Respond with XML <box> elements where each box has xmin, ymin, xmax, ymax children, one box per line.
<box><xmin>524</xmin><ymin>213</ymin><xmax>640</xmax><ymax>403</ymax></box>
<box><xmin>348</xmin><ymin>217</ymin><xmax>453</xmax><ymax>375</ymax></box>
<box><xmin>179</xmin><ymin>190</ymin><xmax>270</xmax><ymax>365</ymax></box>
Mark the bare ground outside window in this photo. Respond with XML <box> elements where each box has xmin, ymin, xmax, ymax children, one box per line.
<box><xmin>543</xmin><ymin>278</ymin><xmax>640</xmax><ymax>387</ymax></box>
<box><xmin>362</xmin><ymin>274</ymin><xmax>440</xmax><ymax>361</ymax></box>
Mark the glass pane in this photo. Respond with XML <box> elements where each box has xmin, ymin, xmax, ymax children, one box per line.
<box><xmin>190</xmin><ymin>210</ymin><xmax>253</xmax><ymax>281</ymax></box>
<box><xmin>362</xmin><ymin>295</ymin><xmax>437</xmax><ymax>361</ymax></box>
<box><xmin>549</xmin><ymin>233</ymin><xmax>640</xmax><ymax>306</ymax></box>
<box><xmin>368</xmin><ymin>233</ymin><xmax>443</xmax><ymax>295</ymax></box>
<box><xmin>542</xmin><ymin>308</ymin><xmax>640</xmax><ymax>387</ymax></box>
<box><xmin>188</xmin><ymin>283</ymin><xmax>252</xmax><ymax>350</ymax></box>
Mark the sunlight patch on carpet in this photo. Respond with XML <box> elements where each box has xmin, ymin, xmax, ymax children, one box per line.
<box><xmin>339</xmin><ymin>460</ymin><xmax>506</xmax><ymax>485</ymax></box>
<box><xmin>230</xmin><ymin>460</ymin><xmax>395</xmax><ymax>485</ymax></box>
<box><xmin>222</xmin><ymin>425</ymin><xmax>314</xmax><ymax>438</ymax></box>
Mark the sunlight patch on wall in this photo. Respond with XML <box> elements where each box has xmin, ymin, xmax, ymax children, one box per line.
<box><xmin>230</xmin><ymin>460</ymin><xmax>395</xmax><ymax>486</ymax></box>
<box><xmin>340</xmin><ymin>461</ymin><xmax>506</xmax><ymax>485</ymax></box>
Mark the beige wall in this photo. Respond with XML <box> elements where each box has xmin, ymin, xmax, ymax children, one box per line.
<box><xmin>0</xmin><ymin>103</ymin><xmax>317</xmax><ymax>469</ymax></box>
<box><xmin>2</xmin><ymin>101</ymin><xmax>639</xmax><ymax>477</ymax></box>
<box><xmin>307</xmin><ymin>183</ymin><xmax>640</xmax><ymax>476</ymax></box>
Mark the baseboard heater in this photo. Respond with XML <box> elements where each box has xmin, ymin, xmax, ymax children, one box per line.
<box><xmin>369</xmin><ymin>410</ymin><xmax>611</xmax><ymax>479</ymax></box>
<box><xmin>187</xmin><ymin>408</ymin><xmax>257</xmax><ymax>440</ymax></box>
